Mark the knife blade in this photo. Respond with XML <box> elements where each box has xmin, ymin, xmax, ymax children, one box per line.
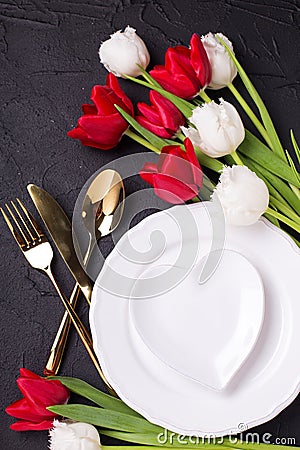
<box><xmin>27</xmin><ymin>184</ymin><xmax>92</xmax><ymax>304</ymax></box>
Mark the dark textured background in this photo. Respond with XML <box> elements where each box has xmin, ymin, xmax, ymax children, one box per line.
<box><xmin>0</xmin><ymin>0</ymin><xmax>299</xmax><ymax>448</ymax></box>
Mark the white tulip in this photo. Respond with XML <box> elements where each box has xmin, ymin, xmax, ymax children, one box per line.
<box><xmin>212</xmin><ymin>165</ymin><xmax>269</xmax><ymax>226</ymax></box>
<box><xmin>49</xmin><ymin>420</ymin><xmax>101</xmax><ymax>450</ymax></box>
<box><xmin>182</xmin><ymin>99</ymin><xmax>245</xmax><ymax>158</ymax></box>
<box><xmin>99</xmin><ymin>26</ymin><xmax>150</xmax><ymax>78</ymax></box>
<box><xmin>201</xmin><ymin>32</ymin><xmax>237</xmax><ymax>89</ymax></box>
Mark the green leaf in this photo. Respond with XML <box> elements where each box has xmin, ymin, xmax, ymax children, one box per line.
<box><xmin>223</xmin><ymin>438</ymin><xmax>300</xmax><ymax>450</ymax></box>
<box><xmin>125</xmin><ymin>129</ymin><xmax>161</xmax><ymax>153</ymax></box>
<box><xmin>48</xmin><ymin>404</ymin><xmax>162</xmax><ymax>433</ymax></box>
<box><xmin>239</xmin><ymin>131</ymin><xmax>300</xmax><ymax>187</ymax></box>
<box><xmin>116</xmin><ymin>105</ymin><xmax>168</xmax><ymax>150</ymax></box>
<box><xmin>47</xmin><ymin>376</ymin><xmax>140</xmax><ymax>417</ymax></box>
<box><xmin>137</xmin><ymin>64</ymin><xmax>161</xmax><ymax>89</ymax></box>
<box><xmin>101</xmin><ymin>430</ymin><xmax>163</xmax><ymax>446</ymax></box>
<box><xmin>101</xmin><ymin>430</ymin><xmax>230</xmax><ymax>448</ymax></box>
<box><xmin>123</xmin><ymin>75</ymin><xmax>193</xmax><ymax>119</ymax></box>
<box><xmin>102</xmin><ymin>447</ymin><xmax>189</xmax><ymax>450</ymax></box>
<box><xmin>194</xmin><ymin>147</ymin><xmax>224</xmax><ymax>173</ymax></box>
<box><xmin>240</xmin><ymin>154</ymin><xmax>300</xmax><ymax>214</ymax></box>
<box><xmin>290</xmin><ymin>130</ymin><xmax>300</xmax><ymax>164</ymax></box>
<box><xmin>287</xmin><ymin>232</ymin><xmax>300</xmax><ymax>247</ymax></box>
<box><xmin>266</xmin><ymin>207</ymin><xmax>300</xmax><ymax>233</ymax></box>
<box><xmin>269</xmin><ymin>196</ymin><xmax>300</xmax><ymax>225</ymax></box>
<box><xmin>285</xmin><ymin>150</ymin><xmax>300</xmax><ymax>184</ymax></box>
<box><xmin>264</xmin><ymin>211</ymin><xmax>280</xmax><ymax>227</ymax></box>
<box><xmin>228</xmin><ymin>83</ymin><xmax>272</xmax><ymax>148</ymax></box>
<box><xmin>193</xmin><ymin>99</ymin><xmax>204</xmax><ymax>106</ymax></box>
<box><xmin>217</xmin><ymin>36</ymin><xmax>285</xmax><ymax>160</ymax></box>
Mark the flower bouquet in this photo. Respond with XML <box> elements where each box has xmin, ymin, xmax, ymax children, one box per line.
<box><xmin>68</xmin><ymin>27</ymin><xmax>300</xmax><ymax>237</ymax></box>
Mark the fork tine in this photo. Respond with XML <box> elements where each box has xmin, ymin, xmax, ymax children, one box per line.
<box><xmin>11</xmin><ymin>200</ymin><xmax>36</xmax><ymax>242</ymax></box>
<box><xmin>1</xmin><ymin>206</ymin><xmax>27</xmax><ymax>247</ymax></box>
<box><xmin>5</xmin><ymin>203</ymin><xmax>30</xmax><ymax>246</ymax></box>
<box><xmin>16</xmin><ymin>198</ymin><xmax>44</xmax><ymax>240</ymax></box>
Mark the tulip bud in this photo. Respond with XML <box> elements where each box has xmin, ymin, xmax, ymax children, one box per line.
<box><xmin>212</xmin><ymin>165</ymin><xmax>269</xmax><ymax>226</ymax></box>
<box><xmin>68</xmin><ymin>73</ymin><xmax>134</xmax><ymax>151</ymax></box>
<box><xmin>99</xmin><ymin>26</ymin><xmax>150</xmax><ymax>78</ymax></box>
<box><xmin>136</xmin><ymin>90</ymin><xmax>185</xmax><ymax>139</ymax></box>
<box><xmin>201</xmin><ymin>33</ymin><xmax>237</xmax><ymax>89</ymax></box>
<box><xmin>182</xmin><ymin>99</ymin><xmax>245</xmax><ymax>158</ymax></box>
<box><xmin>140</xmin><ymin>138</ymin><xmax>203</xmax><ymax>204</ymax></box>
<box><xmin>150</xmin><ymin>33</ymin><xmax>211</xmax><ymax>99</ymax></box>
<box><xmin>6</xmin><ymin>368</ymin><xmax>70</xmax><ymax>431</ymax></box>
<box><xmin>49</xmin><ymin>420</ymin><xmax>101</xmax><ymax>450</ymax></box>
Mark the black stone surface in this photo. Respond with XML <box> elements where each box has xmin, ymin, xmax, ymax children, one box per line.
<box><xmin>0</xmin><ymin>0</ymin><xmax>299</xmax><ymax>449</ymax></box>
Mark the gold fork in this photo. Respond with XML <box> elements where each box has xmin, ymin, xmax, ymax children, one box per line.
<box><xmin>1</xmin><ymin>198</ymin><xmax>114</xmax><ymax>393</ymax></box>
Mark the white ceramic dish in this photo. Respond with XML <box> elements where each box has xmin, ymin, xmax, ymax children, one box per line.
<box><xmin>129</xmin><ymin>250</ymin><xmax>265</xmax><ymax>390</ymax></box>
<box><xmin>90</xmin><ymin>203</ymin><xmax>300</xmax><ymax>437</ymax></box>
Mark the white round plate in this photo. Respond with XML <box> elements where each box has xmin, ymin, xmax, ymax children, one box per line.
<box><xmin>90</xmin><ymin>203</ymin><xmax>300</xmax><ymax>437</ymax></box>
<box><xmin>129</xmin><ymin>250</ymin><xmax>265</xmax><ymax>391</ymax></box>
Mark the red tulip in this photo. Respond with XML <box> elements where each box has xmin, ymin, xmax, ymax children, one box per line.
<box><xmin>140</xmin><ymin>138</ymin><xmax>203</xmax><ymax>203</ymax></box>
<box><xmin>68</xmin><ymin>73</ymin><xmax>134</xmax><ymax>150</ymax></box>
<box><xmin>136</xmin><ymin>91</ymin><xmax>185</xmax><ymax>139</ymax></box>
<box><xmin>6</xmin><ymin>368</ymin><xmax>70</xmax><ymax>431</ymax></box>
<box><xmin>150</xmin><ymin>34</ymin><xmax>212</xmax><ymax>99</ymax></box>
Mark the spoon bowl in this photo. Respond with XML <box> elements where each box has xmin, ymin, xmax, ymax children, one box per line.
<box><xmin>74</xmin><ymin>169</ymin><xmax>125</xmax><ymax>273</ymax></box>
<box><xmin>82</xmin><ymin>169</ymin><xmax>125</xmax><ymax>243</ymax></box>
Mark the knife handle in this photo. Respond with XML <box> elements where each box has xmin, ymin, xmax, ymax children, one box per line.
<box><xmin>44</xmin><ymin>283</ymin><xmax>80</xmax><ymax>377</ymax></box>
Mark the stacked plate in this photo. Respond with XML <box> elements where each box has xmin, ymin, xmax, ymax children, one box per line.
<box><xmin>90</xmin><ymin>203</ymin><xmax>300</xmax><ymax>436</ymax></box>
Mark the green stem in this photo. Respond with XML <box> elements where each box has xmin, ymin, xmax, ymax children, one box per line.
<box><xmin>177</xmin><ymin>132</ymin><xmax>185</xmax><ymax>142</ymax></box>
<box><xmin>223</xmin><ymin>439</ymin><xmax>299</xmax><ymax>450</ymax></box>
<box><xmin>290</xmin><ymin>183</ymin><xmax>300</xmax><ymax>200</ymax></box>
<box><xmin>266</xmin><ymin>207</ymin><xmax>300</xmax><ymax>233</ymax></box>
<box><xmin>231</xmin><ymin>151</ymin><xmax>244</xmax><ymax>165</ymax></box>
<box><xmin>199</xmin><ymin>90</ymin><xmax>212</xmax><ymax>103</ymax></box>
<box><xmin>141</xmin><ymin>73</ymin><xmax>155</xmax><ymax>85</ymax></box>
<box><xmin>102</xmin><ymin>447</ymin><xmax>170</xmax><ymax>450</ymax></box>
<box><xmin>287</xmin><ymin>232</ymin><xmax>300</xmax><ymax>247</ymax></box>
<box><xmin>124</xmin><ymin>75</ymin><xmax>193</xmax><ymax>118</ymax></box>
<box><xmin>193</xmin><ymin>98</ymin><xmax>203</xmax><ymax>106</ymax></box>
<box><xmin>270</xmin><ymin>195</ymin><xmax>300</xmax><ymax>225</ymax></box>
<box><xmin>102</xmin><ymin>446</ymin><xmax>230</xmax><ymax>450</ymax></box>
<box><xmin>217</xmin><ymin>36</ymin><xmax>286</xmax><ymax>160</ymax></box>
<box><xmin>125</xmin><ymin>129</ymin><xmax>160</xmax><ymax>154</ymax></box>
<box><xmin>228</xmin><ymin>83</ymin><xmax>272</xmax><ymax>148</ymax></box>
<box><xmin>264</xmin><ymin>211</ymin><xmax>280</xmax><ymax>228</ymax></box>
<box><xmin>194</xmin><ymin>146</ymin><xmax>224</xmax><ymax>173</ymax></box>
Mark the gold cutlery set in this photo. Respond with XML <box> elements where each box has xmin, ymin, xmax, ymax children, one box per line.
<box><xmin>1</xmin><ymin>170</ymin><xmax>124</xmax><ymax>396</ymax></box>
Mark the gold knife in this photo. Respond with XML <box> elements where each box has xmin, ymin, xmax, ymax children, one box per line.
<box><xmin>27</xmin><ymin>184</ymin><xmax>91</xmax><ymax>377</ymax></box>
<box><xmin>27</xmin><ymin>184</ymin><xmax>92</xmax><ymax>304</ymax></box>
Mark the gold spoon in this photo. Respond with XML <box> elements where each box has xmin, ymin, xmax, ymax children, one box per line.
<box><xmin>81</xmin><ymin>169</ymin><xmax>125</xmax><ymax>264</ymax></box>
<box><xmin>44</xmin><ymin>170</ymin><xmax>124</xmax><ymax>393</ymax></box>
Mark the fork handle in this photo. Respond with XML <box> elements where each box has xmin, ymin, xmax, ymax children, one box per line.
<box><xmin>44</xmin><ymin>240</ymin><xmax>94</xmax><ymax>377</ymax></box>
<box><xmin>44</xmin><ymin>283</ymin><xmax>80</xmax><ymax>376</ymax></box>
<box><xmin>44</xmin><ymin>266</ymin><xmax>116</xmax><ymax>396</ymax></box>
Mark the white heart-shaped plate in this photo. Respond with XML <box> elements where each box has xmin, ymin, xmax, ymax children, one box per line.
<box><xmin>129</xmin><ymin>249</ymin><xmax>265</xmax><ymax>390</ymax></box>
